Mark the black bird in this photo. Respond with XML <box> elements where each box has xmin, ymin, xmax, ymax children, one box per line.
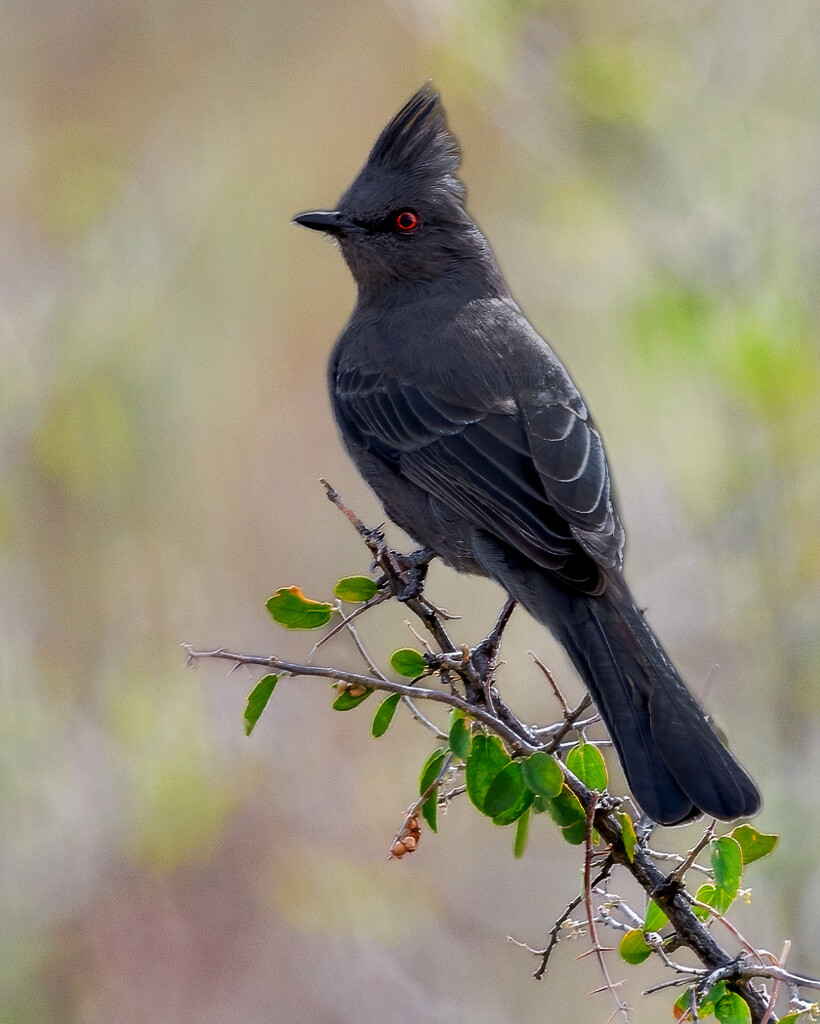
<box><xmin>294</xmin><ymin>84</ymin><xmax>760</xmax><ymax>825</ymax></box>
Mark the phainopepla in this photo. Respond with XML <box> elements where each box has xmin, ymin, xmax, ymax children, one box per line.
<box><xmin>294</xmin><ymin>84</ymin><xmax>760</xmax><ymax>825</ymax></box>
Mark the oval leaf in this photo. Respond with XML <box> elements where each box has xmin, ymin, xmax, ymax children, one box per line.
<box><xmin>619</xmin><ymin>928</ymin><xmax>651</xmax><ymax>965</ymax></box>
<box><xmin>371</xmin><ymin>692</ymin><xmax>401</xmax><ymax>737</ymax></box>
<box><xmin>520</xmin><ymin>751</ymin><xmax>563</xmax><ymax>798</ymax></box>
<box><xmin>333</xmin><ymin>575</ymin><xmax>378</xmax><ymax>602</ymax></box>
<box><xmin>266</xmin><ymin>586</ymin><xmax>334</xmax><ymax>630</ymax></box>
<box><xmin>715</xmin><ymin>992</ymin><xmax>752</xmax><ymax>1024</ymax></box>
<box><xmin>729</xmin><ymin>824</ymin><xmax>778</xmax><ymax>865</ymax></box>
<box><xmin>484</xmin><ymin>762</ymin><xmax>526</xmax><ymax>818</ymax></box>
<box><xmin>419</xmin><ymin>747</ymin><xmax>447</xmax><ymax>796</ymax></box>
<box><xmin>421</xmin><ymin>792</ymin><xmax>438</xmax><ymax>833</ymax></box>
<box><xmin>493</xmin><ymin>786</ymin><xmax>534</xmax><ymax>827</ymax></box>
<box><xmin>711</xmin><ymin>836</ymin><xmax>742</xmax><ymax>912</ymax></box>
<box><xmin>618</xmin><ymin>811</ymin><xmax>637</xmax><ymax>862</ymax></box>
<box><xmin>699</xmin><ymin>983</ymin><xmax>728</xmax><ymax>1018</ymax></box>
<box><xmin>546</xmin><ymin>785</ymin><xmax>587</xmax><ymax>844</ymax></box>
<box><xmin>545</xmin><ymin>784</ymin><xmax>586</xmax><ymax>828</ymax></box>
<box><xmin>566</xmin><ymin>741</ymin><xmax>608</xmax><ymax>790</ymax></box>
<box><xmin>390</xmin><ymin>648</ymin><xmax>427</xmax><ymax>678</ymax></box>
<box><xmin>644</xmin><ymin>899</ymin><xmax>668</xmax><ymax>933</ymax></box>
<box><xmin>244</xmin><ymin>674</ymin><xmax>278</xmax><ymax>736</ymax></box>
<box><xmin>696</xmin><ymin>880</ymin><xmax>720</xmax><ymax>921</ymax></box>
<box><xmin>674</xmin><ymin>982</ymin><xmax>728</xmax><ymax>1021</ymax></box>
<box><xmin>332</xmin><ymin>686</ymin><xmax>374</xmax><ymax>711</ymax></box>
<box><xmin>465</xmin><ymin>734</ymin><xmax>511</xmax><ymax>812</ymax></box>
<box><xmin>673</xmin><ymin>988</ymin><xmax>698</xmax><ymax>1021</ymax></box>
<box><xmin>448</xmin><ymin>714</ymin><xmax>472</xmax><ymax>761</ymax></box>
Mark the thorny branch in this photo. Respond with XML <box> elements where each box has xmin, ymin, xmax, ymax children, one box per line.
<box><xmin>580</xmin><ymin>794</ymin><xmax>631</xmax><ymax>1022</ymax></box>
<box><xmin>184</xmin><ymin>482</ymin><xmax>820</xmax><ymax>1024</ymax></box>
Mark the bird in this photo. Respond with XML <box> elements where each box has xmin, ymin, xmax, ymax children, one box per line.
<box><xmin>294</xmin><ymin>84</ymin><xmax>761</xmax><ymax>826</ymax></box>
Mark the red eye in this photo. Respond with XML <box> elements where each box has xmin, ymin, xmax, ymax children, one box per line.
<box><xmin>395</xmin><ymin>210</ymin><xmax>420</xmax><ymax>233</ymax></box>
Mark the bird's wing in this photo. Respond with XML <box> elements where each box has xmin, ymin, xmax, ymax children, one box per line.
<box><xmin>522</xmin><ymin>398</ymin><xmax>623</xmax><ymax>568</ymax></box>
<box><xmin>334</xmin><ymin>363</ymin><xmax>623</xmax><ymax>589</ymax></box>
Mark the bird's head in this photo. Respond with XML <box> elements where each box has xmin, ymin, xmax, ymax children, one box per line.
<box><xmin>294</xmin><ymin>84</ymin><xmax>499</xmax><ymax>300</ymax></box>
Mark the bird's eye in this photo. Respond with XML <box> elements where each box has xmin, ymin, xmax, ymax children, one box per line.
<box><xmin>394</xmin><ymin>209</ymin><xmax>420</xmax><ymax>233</ymax></box>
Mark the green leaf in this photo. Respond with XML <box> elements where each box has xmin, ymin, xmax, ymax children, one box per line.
<box><xmin>266</xmin><ymin>586</ymin><xmax>334</xmax><ymax>629</ymax></box>
<box><xmin>390</xmin><ymin>648</ymin><xmax>427</xmax><ymax>678</ymax></box>
<box><xmin>545</xmin><ymin>785</ymin><xmax>587</xmax><ymax>845</ymax></box>
<box><xmin>714</xmin><ymin>991</ymin><xmax>752</xmax><ymax>1024</ymax></box>
<box><xmin>520</xmin><ymin>751</ymin><xmax>563</xmax><ymax>797</ymax></box>
<box><xmin>419</xmin><ymin>747</ymin><xmax>447</xmax><ymax>796</ymax></box>
<box><xmin>618</xmin><ymin>928</ymin><xmax>651</xmax><ymax>965</ymax></box>
<box><xmin>711</xmin><ymin>836</ymin><xmax>743</xmax><ymax>912</ymax></box>
<box><xmin>693</xmin><ymin>883</ymin><xmax>717</xmax><ymax>921</ymax></box>
<box><xmin>692</xmin><ymin>982</ymin><xmax>728</xmax><ymax>1019</ymax></box>
<box><xmin>331</xmin><ymin>686</ymin><xmax>374</xmax><ymax>711</ymax></box>
<box><xmin>243</xmin><ymin>674</ymin><xmax>278</xmax><ymax>736</ymax></box>
<box><xmin>618</xmin><ymin>812</ymin><xmax>637</xmax><ymax>862</ymax></box>
<box><xmin>729</xmin><ymin>824</ymin><xmax>779</xmax><ymax>865</ymax></box>
<box><xmin>644</xmin><ymin>899</ymin><xmax>668</xmax><ymax>933</ymax></box>
<box><xmin>493</xmin><ymin>787</ymin><xmax>534</xmax><ymax>827</ymax></box>
<box><xmin>333</xmin><ymin>575</ymin><xmax>378</xmax><ymax>602</ymax></box>
<box><xmin>777</xmin><ymin>1014</ymin><xmax>804</xmax><ymax>1024</ymax></box>
<box><xmin>465</xmin><ymin>734</ymin><xmax>510</xmax><ymax>812</ymax></box>
<box><xmin>448</xmin><ymin>714</ymin><xmax>472</xmax><ymax>760</ymax></box>
<box><xmin>566</xmin><ymin>741</ymin><xmax>608</xmax><ymax>790</ymax></box>
<box><xmin>371</xmin><ymin>693</ymin><xmax>401</xmax><ymax>737</ymax></box>
<box><xmin>421</xmin><ymin>793</ymin><xmax>438</xmax><ymax>833</ymax></box>
<box><xmin>514</xmin><ymin>806</ymin><xmax>531</xmax><ymax>858</ymax></box>
<box><xmin>484</xmin><ymin>762</ymin><xmax>526</xmax><ymax>817</ymax></box>
<box><xmin>673</xmin><ymin>987</ymin><xmax>698</xmax><ymax>1021</ymax></box>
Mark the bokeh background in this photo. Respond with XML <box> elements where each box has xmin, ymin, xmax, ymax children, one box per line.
<box><xmin>2</xmin><ymin>1</ymin><xmax>819</xmax><ymax>1021</ymax></box>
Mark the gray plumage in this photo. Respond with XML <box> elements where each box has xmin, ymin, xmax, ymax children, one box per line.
<box><xmin>294</xmin><ymin>84</ymin><xmax>760</xmax><ymax>825</ymax></box>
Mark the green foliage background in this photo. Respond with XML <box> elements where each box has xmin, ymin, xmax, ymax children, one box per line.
<box><xmin>1</xmin><ymin>1</ymin><xmax>818</xmax><ymax>1020</ymax></box>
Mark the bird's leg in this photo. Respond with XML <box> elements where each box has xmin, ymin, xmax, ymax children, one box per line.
<box><xmin>470</xmin><ymin>596</ymin><xmax>517</xmax><ymax>686</ymax></box>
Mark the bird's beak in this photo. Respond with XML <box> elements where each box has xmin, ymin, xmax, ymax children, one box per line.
<box><xmin>292</xmin><ymin>210</ymin><xmax>351</xmax><ymax>236</ymax></box>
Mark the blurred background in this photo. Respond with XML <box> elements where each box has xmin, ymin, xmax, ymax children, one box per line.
<box><xmin>2</xmin><ymin>0</ymin><xmax>819</xmax><ymax>1020</ymax></box>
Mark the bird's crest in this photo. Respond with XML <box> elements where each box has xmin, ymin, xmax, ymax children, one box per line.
<box><xmin>356</xmin><ymin>84</ymin><xmax>466</xmax><ymax>204</ymax></box>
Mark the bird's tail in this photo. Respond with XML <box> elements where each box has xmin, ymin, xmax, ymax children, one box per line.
<box><xmin>551</xmin><ymin>585</ymin><xmax>760</xmax><ymax>824</ymax></box>
<box><xmin>475</xmin><ymin>543</ymin><xmax>761</xmax><ymax>825</ymax></box>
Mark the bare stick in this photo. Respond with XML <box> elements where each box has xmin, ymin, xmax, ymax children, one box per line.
<box><xmin>581</xmin><ymin>795</ymin><xmax>631</xmax><ymax>1022</ymax></box>
<box><xmin>182</xmin><ymin>645</ymin><xmax>538</xmax><ymax>752</ymax></box>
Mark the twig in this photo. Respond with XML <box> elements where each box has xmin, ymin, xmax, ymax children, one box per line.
<box><xmin>182</xmin><ymin>645</ymin><xmax>538</xmax><ymax>752</ymax></box>
<box><xmin>759</xmin><ymin>942</ymin><xmax>790</xmax><ymax>1024</ymax></box>
<box><xmin>667</xmin><ymin>821</ymin><xmax>716</xmax><ymax>886</ymax></box>
<box><xmin>686</xmin><ymin>897</ymin><xmax>763</xmax><ymax>960</ymax></box>
<box><xmin>581</xmin><ymin>794</ymin><xmax>631</xmax><ymax>1022</ymax></box>
<box><xmin>339</xmin><ymin>602</ymin><xmax>389</xmax><ymax>681</ymax></box>
<box><xmin>389</xmin><ymin>753</ymin><xmax>455</xmax><ymax>858</ymax></box>
<box><xmin>400</xmin><ymin>695</ymin><xmax>448</xmax><ymax>740</ymax></box>
<box><xmin>518</xmin><ymin>856</ymin><xmax>614</xmax><ymax>980</ymax></box>
<box><xmin>321</xmin><ymin>479</ymin><xmax>458</xmax><ymax>651</ymax></box>
<box><xmin>529</xmin><ymin>650</ymin><xmax>572</xmax><ymax>714</ymax></box>
<box><xmin>645</xmin><ymin>847</ymin><xmax>712</xmax><ymax>878</ymax></box>
<box><xmin>308</xmin><ymin>591</ymin><xmax>391</xmax><ymax>658</ymax></box>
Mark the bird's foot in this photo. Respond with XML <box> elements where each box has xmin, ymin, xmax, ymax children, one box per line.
<box><xmin>387</xmin><ymin>546</ymin><xmax>436</xmax><ymax>602</ymax></box>
<box><xmin>470</xmin><ymin>596</ymin><xmax>517</xmax><ymax>685</ymax></box>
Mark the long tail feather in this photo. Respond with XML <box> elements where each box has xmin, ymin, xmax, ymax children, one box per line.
<box><xmin>474</xmin><ymin>535</ymin><xmax>761</xmax><ymax>825</ymax></box>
